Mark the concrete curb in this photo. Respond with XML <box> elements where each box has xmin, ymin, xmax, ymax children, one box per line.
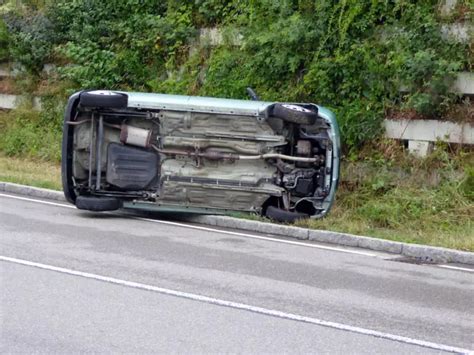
<box><xmin>1</xmin><ymin>182</ymin><xmax>473</xmax><ymax>265</ymax></box>
<box><xmin>0</xmin><ymin>182</ymin><xmax>66</xmax><ymax>202</ymax></box>
<box><xmin>182</xmin><ymin>215</ymin><xmax>474</xmax><ymax>265</ymax></box>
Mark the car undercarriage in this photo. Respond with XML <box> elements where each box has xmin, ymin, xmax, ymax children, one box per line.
<box><xmin>62</xmin><ymin>91</ymin><xmax>340</xmax><ymax>222</ymax></box>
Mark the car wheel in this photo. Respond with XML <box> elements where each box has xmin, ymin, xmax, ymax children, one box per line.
<box><xmin>80</xmin><ymin>90</ymin><xmax>128</xmax><ymax>109</ymax></box>
<box><xmin>265</xmin><ymin>205</ymin><xmax>308</xmax><ymax>223</ymax></box>
<box><xmin>75</xmin><ymin>196</ymin><xmax>123</xmax><ymax>211</ymax></box>
<box><xmin>272</xmin><ymin>103</ymin><xmax>317</xmax><ymax>125</ymax></box>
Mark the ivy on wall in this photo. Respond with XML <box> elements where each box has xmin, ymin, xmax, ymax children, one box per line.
<box><xmin>1</xmin><ymin>0</ymin><xmax>471</xmax><ymax>150</ymax></box>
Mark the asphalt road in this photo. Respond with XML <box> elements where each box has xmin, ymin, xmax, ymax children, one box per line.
<box><xmin>1</xmin><ymin>193</ymin><xmax>473</xmax><ymax>353</ymax></box>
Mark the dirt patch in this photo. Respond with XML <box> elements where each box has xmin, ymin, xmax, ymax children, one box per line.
<box><xmin>0</xmin><ymin>77</ymin><xmax>18</xmax><ymax>95</ymax></box>
<box><xmin>386</xmin><ymin>108</ymin><xmax>427</xmax><ymax>121</ymax></box>
<box><xmin>445</xmin><ymin>102</ymin><xmax>474</xmax><ymax>123</ymax></box>
<box><xmin>387</xmin><ymin>103</ymin><xmax>474</xmax><ymax>123</ymax></box>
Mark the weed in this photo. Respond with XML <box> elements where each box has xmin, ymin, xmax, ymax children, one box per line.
<box><xmin>459</xmin><ymin>166</ymin><xmax>474</xmax><ymax>201</ymax></box>
<box><xmin>0</xmin><ymin>107</ymin><xmax>62</xmax><ymax>161</ymax></box>
<box><xmin>0</xmin><ymin>153</ymin><xmax>61</xmax><ymax>190</ymax></box>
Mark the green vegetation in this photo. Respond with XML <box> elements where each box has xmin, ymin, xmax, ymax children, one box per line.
<box><xmin>0</xmin><ymin>1</ymin><xmax>471</xmax><ymax>160</ymax></box>
<box><xmin>296</xmin><ymin>146</ymin><xmax>474</xmax><ymax>251</ymax></box>
<box><xmin>0</xmin><ymin>1</ymin><xmax>472</xmax><ymax>250</ymax></box>
<box><xmin>240</xmin><ymin>142</ymin><xmax>474</xmax><ymax>251</ymax></box>
<box><xmin>236</xmin><ymin>144</ymin><xmax>472</xmax><ymax>252</ymax></box>
<box><xmin>0</xmin><ymin>18</ymin><xmax>9</xmax><ymax>61</ymax></box>
<box><xmin>0</xmin><ymin>152</ymin><xmax>61</xmax><ymax>190</ymax></box>
<box><xmin>0</xmin><ymin>100</ymin><xmax>64</xmax><ymax>161</ymax></box>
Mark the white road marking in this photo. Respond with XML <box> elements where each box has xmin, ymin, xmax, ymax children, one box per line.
<box><xmin>2</xmin><ymin>193</ymin><xmax>472</xmax><ymax>271</ymax></box>
<box><xmin>129</xmin><ymin>215</ymin><xmax>377</xmax><ymax>257</ymax></box>
<box><xmin>1</xmin><ymin>255</ymin><xmax>472</xmax><ymax>355</ymax></box>
<box><xmin>0</xmin><ymin>193</ymin><xmax>74</xmax><ymax>209</ymax></box>
<box><xmin>438</xmin><ymin>265</ymin><xmax>474</xmax><ymax>273</ymax></box>
<box><xmin>0</xmin><ymin>193</ymin><xmax>376</xmax><ymax>257</ymax></box>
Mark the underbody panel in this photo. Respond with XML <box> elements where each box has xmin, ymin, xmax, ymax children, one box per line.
<box><xmin>62</xmin><ymin>91</ymin><xmax>340</xmax><ymax>219</ymax></box>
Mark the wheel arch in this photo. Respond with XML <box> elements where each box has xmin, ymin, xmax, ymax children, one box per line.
<box><xmin>61</xmin><ymin>91</ymin><xmax>82</xmax><ymax>204</ymax></box>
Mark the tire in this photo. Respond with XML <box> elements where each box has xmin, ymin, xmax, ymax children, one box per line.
<box><xmin>80</xmin><ymin>90</ymin><xmax>128</xmax><ymax>109</ymax></box>
<box><xmin>265</xmin><ymin>205</ymin><xmax>308</xmax><ymax>223</ymax></box>
<box><xmin>272</xmin><ymin>103</ymin><xmax>317</xmax><ymax>125</ymax></box>
<box><xmin>75</xmin><ymin>196</ymin><xmax>122</xmax><ymax>211</ymax></box>
<box><xmin>62</xmin><ymin>92</ymin><xmax>81</xmax><ymax>204</ymax></box>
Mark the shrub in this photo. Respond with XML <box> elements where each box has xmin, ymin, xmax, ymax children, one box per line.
<box><xmin>459</xmin><ymin>167</ymin><xmax>474</xmax><ymax>201</ymax></box>
<box><xmin>1</xmin><ymin>0</ymin><xmax>470</xmax><ymax>152</ymax></box>
<box><xmin>0</xmin><ymin>19</ymin><xmax>9</xmax><ymax>61</ymax></box>
<box><xmin>3</xmin><ymin>10</ymin><xmax>56</xmax><ymax>74</ymax></box>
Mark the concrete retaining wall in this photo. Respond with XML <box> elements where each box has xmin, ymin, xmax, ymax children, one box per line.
<box><xmin>384</xmin><ymin>119</ymin><xmax>474</xmax><ymax>145</ymax></box>
<box><xmin>385</xmin><ymin>119</ymin><xmax>473</xmax><ymax>156</ymax></box>
<box><xmin>0</xmin><ymin>94</ymin><xmax>42</xmax><ymax>110</ymax></box>
<box><xmin>0</xmin><ymin>94</ymin><xmax>17</xmax><ymax>109</ymax></box>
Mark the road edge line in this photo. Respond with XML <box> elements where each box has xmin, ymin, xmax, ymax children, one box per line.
<box><xmin>1</xmin><ymin>255</ymin><xmax>472</xmax><ymax>354</ymax></box>
<box><xmin>1</xmin><ymin>181</ymin><xmax>473</xmax><ymax>265</ymax></box>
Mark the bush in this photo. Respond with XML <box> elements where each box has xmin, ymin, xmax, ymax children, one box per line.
<box><xmin>179</xmin><ymin>1</ymin><xmax>467</xmax><ymax>149</ymax></box>
<box><xmin>459</xmin><ymin>167</ymin><xmax>474</xmax><ymax>201</ymax></box>
<box><xmin>0</xmin><ymin>0</ymin><xmax>470</xmax><ymax>152</ymax></box>
<box><xmin>49</xmin><ymin>1</ymin><xmax>195</xmax><ymax>90</ymax></box>
<box><xmin>3</xmin><ymin>10</ymin><xmax>56</xmax><ymax>73</ymax></box>
<box><xmin>0</xmin><ymin>97</ymin><xmax>64</xmax><ymax>161</ymax></box>
<box><xmin>0</xmin><ymin>19</ymin><xmax>9</xmax><ymax>61</ymax></box>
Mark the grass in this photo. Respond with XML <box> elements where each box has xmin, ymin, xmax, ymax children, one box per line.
<box><xmin>306</xmin><ymin>148</ymin><xmax>474</xmax><ymax>251</ymax></box>
<box><xmin>0</xmin><ymin>106</ymin><xmax>63</xmax><ymax>162</ymax></box>
<box><xmin>0</xmin><ymin>143</ymin><xmax>472</xmax><ymax>252</ymax></box>
<box><xmin>0</xmin><ymin>153</ymin><xmax>61</xmax><ymax>190</ymax></box>
<box><xmin>241</xmin><ymin>143</ymin><xmax>474</xmax><ymax>252</ymax></box>
<box><xmin>295</xmin><ymin>190</ymin><xmax>473</xmax><ymax>252</ymax></box>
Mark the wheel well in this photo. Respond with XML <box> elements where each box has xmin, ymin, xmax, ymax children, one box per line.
<box><xmin>295</xmin><ymin>199</ymin><xmax>317</xmax><ymax>215</ymax></box>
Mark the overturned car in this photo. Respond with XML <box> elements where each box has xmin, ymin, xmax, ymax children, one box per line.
<box><xmin>62</xmin><ymin>91</ymin><xmax>340</xmax><ymax>222</ymax></box>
